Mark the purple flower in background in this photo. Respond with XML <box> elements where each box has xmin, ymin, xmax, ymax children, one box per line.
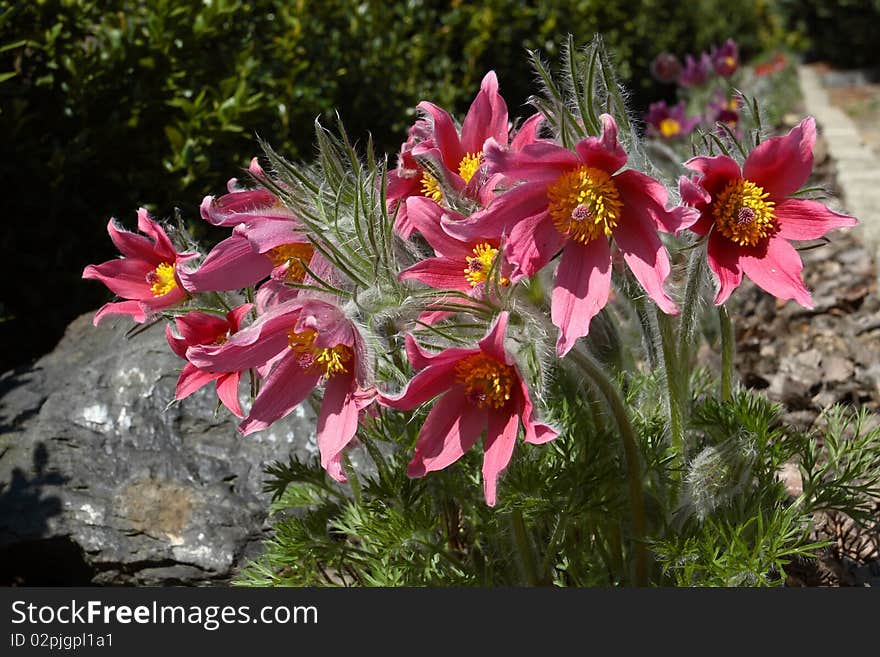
<box><xmin>711</xmin><ymin>39</ymin><xmax>739</xmax><ymax>77</ymax></box>
<box><xmin>650</xmin><ymin>52</ymin><xmax>682</xmax><ymax>83</ymax></box>
<box><xmin>678</xmin><ymin>53</ymin><xmax>712</xmax><ymax>87</ymax></box>
<box><xmin>708</xmin><ymin>93</ymin><xmax>742</xmax><ymax>134</ymax></box>
<box><xmin>644</xmin><ymin>101</ymin><xmax>700</xmax><ymax>140</ymax></box>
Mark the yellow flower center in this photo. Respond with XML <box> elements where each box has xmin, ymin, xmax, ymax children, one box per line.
<box><xmin>724</xmin><ymin>56</ymin><xmax>736</xmax><ymax>70</ymax></box>
<box><xmin>421</xmin><ymin>171</ymin><xmax>443</xmax><ymax>203</ymax></box>
<box><xmin>658</xmin><ymin>118</ymin><xmax>681</xmax><ymax>138</ymax></box>
<box><xmin>547</xmin><ymin>166</ymin><xmax>623</xmax><ymax>244</ymax></box>
<box><xmin>287</xmin><ymin>328</ymin><xmax>352</xmax><ymax>378</ymax></box>
<box><xmin>455</xmin><ymin>353</ymin><xmax>515</xmax><ymax>409</ymax></box>
<box><xmin>458</xmin><ymin>151</ymin><xmax>483</xmax><ymax>184</ymax></box>
<box><xmin>713</xmin><ymin>179</ymin><xmax>776</xmax><ymax>247</ymax></box>
<box><xmin>266</xmin><ymin>243</ymin><xmax>315</xmax><ymax>282</ymax></box>
<box><xmin>464</xmin><ymin>243</ymin><xmax>509</xmax><ymax>288</ymax></box>
<box><xmin>148</xmin><ymin>263</ymin><xmax>177</xmax><ymax>297</ymax></box>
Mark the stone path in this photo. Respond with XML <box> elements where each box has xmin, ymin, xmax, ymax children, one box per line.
<box><xmin>798</xmin><ymin>66</ymin><xmax>880</xmax><ymax>262</ymax></box>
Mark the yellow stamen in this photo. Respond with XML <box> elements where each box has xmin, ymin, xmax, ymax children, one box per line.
<box><xmin>266</xmin><ymin>243</ymin><xmax>315</xmax><ymax>282</ymax></box>
<box><xmin>287</xmin><ymin>328</ymin><xmax>352</xmax><ymax>378</ymax></box>
<box><xmin>464</xmin><ymin>243</ymin><xmax>508</xmax><ymax>288</ymax></box>
<box><xmin>547</xmin><ymin>166</ymin><xmax>623</xmax><ymax>244</ymax></box>
<box><xmin>724</xmin><ymin>56</ymin><xmax>736</xmax><ymax>70</ymax></box>
<box><xmin>148</xmin><ymin>263</ymin><xmax>177</xmax><ymax>297</ymax></box>
<box><xmin>458</xmin><ymin>151</ymin><xmax>483</xmax><ymax>184</ymax></box>
<box><xmin>658</xmin><ymin>118</ymin><xmax>681</xmax><ymax>138</ymax></box>
<box><xmin>455</xmin><ymin>353</ymin><xmax>515</xmax><ymax>409</ymax></box>
<box><xmin>713</xmin><ymin>179</ymin><xmax>776</xmax><ymax>247</ymax></box>
<box><xmin>421</xmin><ymin>171</ymin><xmax>443</xmax><ymax>203</ymax></box>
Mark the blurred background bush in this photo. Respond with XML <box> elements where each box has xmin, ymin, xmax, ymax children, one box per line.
<box><xmin>0</xmin><ymin>0</ymin><xmax>829</xmax><ymax>371</ymax></box>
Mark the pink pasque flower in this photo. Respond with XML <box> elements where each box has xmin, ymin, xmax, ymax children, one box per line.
<box><xmin>681</xmin><ymin>116</ymin><xmax>857</xmax><ymax>307</ymax></box>
<box><xmin>178</xmin><ymin>183</ymin><xmax>317</xmax><ymax>293</ymax></box>
<box><xmin>447</xmin><ymin>114</ymin><xmax>697</xmax><ymax>356</ymax></box>
<box><xmin>644</xmin><ymin>101</ymin><xmax>701</xmax><ymax>140</ymax></box>
<box><xmin>165</xmin><ymin>304</ymin><xmax>253</xmax><ymax>417</ymax></box>
<box><xmin>82</xmin><ymin>208</ymin><xmax>196</xmax><ymax>325</ymax></box>
<box><xmin>377</xmin><ymin>312</ymin><xmax>558</xmax><ymax>506</ymax></box>
<box><xmin>186</xmin><ymin>298</ymin><xmax>368</xmax><ymax>482</ymax></box>
<box><xmin>386</xmin><ymin>71</ymin><xmax>543</xmax><ymax>238</ymax></box>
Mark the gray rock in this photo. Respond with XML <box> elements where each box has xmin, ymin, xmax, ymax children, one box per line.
<box><xmin>0</xmin><ymin>312</ymin><xmax>318</xmax><ymax>585</ymax></box>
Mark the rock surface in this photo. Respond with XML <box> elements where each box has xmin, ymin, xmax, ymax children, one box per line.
<box><xmin>0</xmin><ymin>312</ymin><xmax>318</xmax><ymax>585</ymax></box>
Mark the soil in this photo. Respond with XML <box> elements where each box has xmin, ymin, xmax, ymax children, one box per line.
<box><xmin>729</xmin><ymin>94</ymin><xmax>880</xmax><ymax>585</ymax></box>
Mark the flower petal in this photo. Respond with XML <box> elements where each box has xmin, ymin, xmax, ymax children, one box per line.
<box><xmin>483</xmin><ymin>138</ymin><xmax>578</xmax><ymax>183</ymax></box>
<box><xmin>92</xmin><ymin>300</ymin><xmax>147</xmax><ymax>325</ymax></box>
<box><xmin>417</xmin><ymin>101</ymin><xmax>464</xmax><ymax>171</ymax></box>
<box><xmin>477</xmin><ymin>311</ymin><xmax>511</xmax><ymax>364</ymax></box>
<box><xmin>518</xmin><ymin>377</ymin><xmax>559</xmax><ymax>445</ymax></box>
<box><xmin>176</xmin><ymin>311</ymin><xmax>230</xmax><ymax>346</ymax></box>
<box><xmin>399</xmin><ymin>256</ymin><xmax>472</xmax><ymax>292</ymax></box>
<box><xmin>612</xmin><ymin>209</ymin><xmax>678</xmax><ymax>315</ymax></box>
<box><xmin>215</xmin><ymin>372</ymin><xmax>244</xmax><ymax>418</ymax></box>
<box><xmin>238</xmin><ymin>355</ymin><xmax>322</xmax><ymax>436</ymax></box>
<box><xmin>706</xmin><ymin>232</ymin><xmax>744</xmax><ymax>305</ymax></box>
<box><xmin>404</xmin><ymin>334</ymin><xmax>478</xmax><ymax>372</ymax></box>
<box><xmin>106</xmin><ymin>219</ymin><xmax>163</xmax><ymax>264</ymax></box>
<box><xmin>316</xmin><ymin>373</ymin><xmax>359</xmax><ymax>482</ymax></box>
<box><xmin>377</xmin><ymin>357</ymin><xmax>461</xmax><ymax>410</ymax></box>
<box><xmin>684</xmin><ymin>154</ymin><xmax>741</xmax><ymax>198</ymax></box>
<box><xmin>136</xmin><ymin>208</ymin><xmax>177</xmax><ymax>262</ymax></box>
<box><xmin>405</xmin><ymin>197</ymin><xmax>470</xmax><ymax>257</ymax></box>
<box><xmin>460</xmin><ymin>70</ymin><xmax>508</xmax><ymax>155</ymax></box>
<box><xmin>406</xmin><ymin>387</ymin><xmax>485</xmax><ymax>478</ymax></box>
<box><xmin>743</xmin><ymin>117</ymin><xmax>816</xmax><ymax>201</ymax></box>
<box><xmin>574</xmin><ymin>113</ymin><xmax>627</xmax><ymax>174</ymax></box>
<box><xmin>481</xmin><ymin>407</ymin><xmax>519</xmax><ymax>507</ymax></box>
<box><xmin>177</xmin><ymin>234</ymin><xmax>273</xmax><ymax>293</ymax></box>
<box><xmin>510</xmin><ymin>113</ymin><xmax>545</xmax><ymax>151</ymax></box>
<box><xmin>614</xmin><ymin>169</ymin><xmax>700</xmax><ymax>234</ymax></box>
<box><xmin>82</xmin><ymin>258</ymin><xmax>154</xmax><ymax>299</ymax></box>
<box><xmin>774</xmin><ymin>198</ymin><xmax>858</xmax><ymax>241</ymax></box>
<box><xmin>175</xmin><ymin>362</ymin><xmax>221</xmax><ymax>400</ymax></box>
<box><xmin>551</xmin><ymin>238</ymin><xmax>612</xmax><ymax>357</ymax></box>
<box><xmin>739</xmin><ymin>236</ymin><xmax>813</xmax><ymax>308</ymax></box>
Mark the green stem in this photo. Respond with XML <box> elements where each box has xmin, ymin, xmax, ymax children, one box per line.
<box><xmin>510</xmin><ymin>509</ymin><xmax>539</xmax><ymax>586</ymax></box>
<box><xmin>656</xmin><ymin>312</ymin><xmax>684</xmax><ymax>467</ymax></box>
<box><xmin>719</xmin><ymin>305</ymin><xmax>735</xmax><ymax>401</ymax></box>
<box><xmin>676</xmin><ymin>247</ymin><xmax>706</xmax><ymax>367</ymax></box>
<box><xmin>566</xmin><ymin>345</ymin><xmax>649</xmax><ymax>587</ymax></box>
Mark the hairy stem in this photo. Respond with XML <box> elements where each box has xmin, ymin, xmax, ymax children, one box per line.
<box><xmin>656</xmin><ymin>311</ymin><xmax>684</xmax><ymax>477</ymax></box>
<box><xmin>566</xmin><ymin>345</ymin><xmax>649</xmax><ymax>587</ymax></box>
<box><xmin>719</xmin><ymin>305</ymin><xmax>735</xmax><ymax>401</ymax></box>
<box><xmin>510</xmin><ymin>509</ymin><xmax>539</xmax><ymax>586</ymax></box>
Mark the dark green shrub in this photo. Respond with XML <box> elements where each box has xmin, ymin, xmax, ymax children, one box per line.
<box><xmin>776</xmin><ymin>0</ymin><xmax>880</xmax><ymax>69</ymax></box>
<box><xmin>1</xmin><ymin>0</ymin><xmax>777</xmax><ymax>370</ymax></box>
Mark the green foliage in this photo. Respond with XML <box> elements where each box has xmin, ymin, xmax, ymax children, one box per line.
<box><xmin>776</xmin><ymin>0</ymin><xmax>880</xmax><ymax>69</ymax></box>
<box><xmin>237</xmin><ymin>371</ymin><xmax>880</xmax><ymax>587</ymax></box>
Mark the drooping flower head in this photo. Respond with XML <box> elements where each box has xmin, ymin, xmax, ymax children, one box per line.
<box><xmin>447</xmin><ymin>114</ymin><xmax>697</xmax><ymax>356</ymax></box>
<box><xmin>644</xmin><ymin>101</ymin><xmax>701</xmax><ymax>140</ymax></box>
<box><xmin>711</xmin><ymin>39</ymin><xmax>739</xmax><ymax>78</ymax></box>
<box><xmin>165</xmin><ymin>304</ymin><xmax>253</xmax><ymax>417</ymax></box>
<box><xmin>377</xmin><ymin>312</ymin><xmax>557</xmax><ymax>506</ymax></box>
<box><xmin>178</xmin><ymin>182</ymin><xmax>316</xmax><ymax>294</ymax></box>
<box><xmin>650</xmin><ymin>52</ymin><xmax>682</xmax><ymax>84</ymax></box>
<box><xmin>82</xmin><ymin>208</ymin><xmax>196</xmax><ymax>325</ymax></box>
<box><xmin>397</xmin><ymin>197</ymin><xmax>516</xmax><ymax>322</ymax></box>
<box><xmin>187</xmin><ymin>297</ymin><xmax>369</xmax><ymax>481</ymax></box>
<box><xmin>678</xmin><ymin>52</ymin><xmax>712</xmax><ymax>87</ymax></box>
<box><xmin>681</xmin><ymin>116</ymin><xmax>857</xmax><ymax>307</ymax></box>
